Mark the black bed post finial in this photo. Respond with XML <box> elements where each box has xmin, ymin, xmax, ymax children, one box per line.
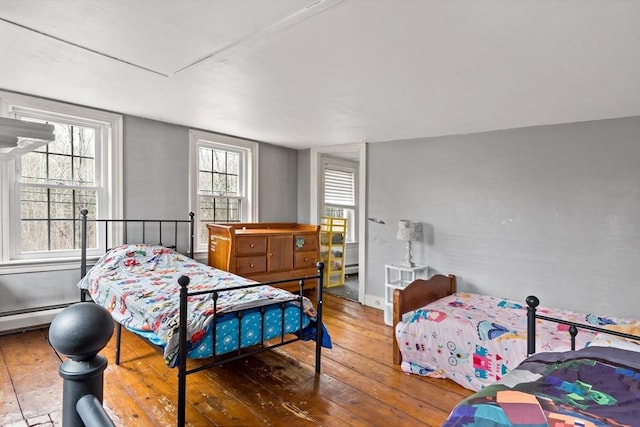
<box><xmin>49</xmin><ymin>303</ymin><xmax>115</xmax><ymax>427</ymax></box>
<box><xmin>177</xmin><ymin>275</ymin><xmax>190</xmax><ymax>427</ymax></box>
<box><xmin>569</xmin><ymin>325</ymin><xmax>578</xmax><ymax>351</ymax></box>
<box><xmin>526</xmin><ymin>295</ymin><xmax>540</xmax><ymax>356</ymax></box>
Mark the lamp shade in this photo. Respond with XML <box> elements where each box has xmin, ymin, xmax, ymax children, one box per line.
<box><xmin>397</xmin><ymin>220</ymin><xmax>422</xmax><ymax>242</ymax></box>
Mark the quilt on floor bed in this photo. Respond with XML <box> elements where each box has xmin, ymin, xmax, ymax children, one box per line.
<box><xmin>443</xmin><ymin>346</ymin><xmax>640</xmax><ymax>427</ymax></box>
<box><xmin>78</xmin><ymin>244</ymin><xmax>319</xmax><ymax>367</ymax></box>
<box><xmin>396</xmin><ymin>292</ymin><xmax>637</xmax><ymax>391</ymax></box>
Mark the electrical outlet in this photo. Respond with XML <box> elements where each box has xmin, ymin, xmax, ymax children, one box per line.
<box><xmin>365</xmin><ymin>296</ymin><xmax>383</xmax><ymax>309</ymax></box>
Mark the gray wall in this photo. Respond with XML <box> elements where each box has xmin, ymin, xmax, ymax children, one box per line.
<box><xmin>366</xmin><ymin>116</ymin><xmax>640</xmax><ymax>318</ymax></box>
<box><xmin>123</xmin><ymin>116</ymin><xmax>299</xmax><ymax>222</ymax></box>
<box><xmin>297</xmin><ymin>149</ymin><xmax>311</xmax><ymax>224</ymax></box>
<box><xmin>258</xmin><ymin>144</ymin><xmax>299</xmax><ymax>222</ymax></box>
<box><xmin>1</xmin><ymin>113</ymin><xmax>299</xmax><ymax>331</ymax></box>
<box><xmin>123</xmin><ymin>116</ymin><xmax>190</xmax><ymax>218</ymax></box>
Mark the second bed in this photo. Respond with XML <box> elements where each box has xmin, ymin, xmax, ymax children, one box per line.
<box><xmin>393</xmin><ymin>275</ymin><xmax>638</xmax><ymax>391</ymax></box>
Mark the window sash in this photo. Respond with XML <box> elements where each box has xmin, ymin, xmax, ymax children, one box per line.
<box><xmin>196</xmin><ymin>194</ymin><xmax>243</xmax><ymax>246</ymax></box>
<box><xmin>17</xmin><ymin>183</ymin><xmax>99</xmax><ymax>253</ymax></box>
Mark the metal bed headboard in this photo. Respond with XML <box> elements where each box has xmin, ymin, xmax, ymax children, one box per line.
<box><xmin>79</xmin><ymin>209</ymin><xmax>195</xmax><ymax>279</ymax></box>
<box><xmin>526</xmin><ymin>295</ymin><xmax>640</xmax><ymax>356</ymax></box>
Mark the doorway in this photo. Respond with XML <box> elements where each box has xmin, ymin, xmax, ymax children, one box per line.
<box><xmin>310</xmin><ymin>143</ymin><xmax>366</xmax><ymax>304</ymax></box>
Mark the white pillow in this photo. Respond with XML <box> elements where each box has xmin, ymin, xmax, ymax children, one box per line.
<box><xmin>588</xmin><ymin>333</ymin><xmax>640</xmax><ymax>352</ymax></box>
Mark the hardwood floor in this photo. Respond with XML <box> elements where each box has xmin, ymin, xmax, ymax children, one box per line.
<box><xmin>0</xmin><ymin>294</ymin><xmax>472</xmax><ymax>426</ymax></box>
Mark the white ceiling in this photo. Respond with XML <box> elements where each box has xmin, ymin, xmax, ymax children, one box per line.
<box><xmin>0</xmin><ymin>0</ymin><xmax>639</xmax><ymax>150</ymax></box>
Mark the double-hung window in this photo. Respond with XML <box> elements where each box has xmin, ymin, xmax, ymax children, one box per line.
<box><xmin>322</xmin><ymin>160</ymin><xmax>357</xmax><ymax>243</ymax></box>
<box><xmin>0</xmin><ymin>91</ymin><xmax>122</xmax><ymax>270</ymax></box>
<box><xmin>189</xmin><ymin>130</ymin><xmax>258</xmax><ymax>253</ymax></box>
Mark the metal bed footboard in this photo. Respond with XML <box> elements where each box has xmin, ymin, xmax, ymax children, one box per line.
<box><xmin>177</xmin><ymin>264</ymin><xmax>325</xmax><ymax>426</ymax></box>
<box><xmin>526</xmin><ymin>295</ymin><xmax>640</xmax><ymax>356</ymax></box>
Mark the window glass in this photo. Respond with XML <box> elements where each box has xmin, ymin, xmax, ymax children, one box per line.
<box><xmin>197</xmin><ymin>145</ymin><xmax>243</xmax><ymax>245</ymax></box>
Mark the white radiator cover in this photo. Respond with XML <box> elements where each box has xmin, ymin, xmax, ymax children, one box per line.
<box><xmin>344</xmin><ymin>242</ymin><xmax>358</xmax><ymax>275</ymax></box>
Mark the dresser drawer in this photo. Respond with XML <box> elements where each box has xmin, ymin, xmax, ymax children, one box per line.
<box><xmin>235</xmin><ymin>256</ymin><xmax>267</xmax><ymax>275</ymax></box>
<box><xmin>294</xmin><ymin>234</ymin><xmax>318</xmax><ymax>252</ymax></box>
<box><xmin>294</xmin><ymin>251</ymin><xmax>317</xmax><ymax>270</ymax></box>
<box><xmin>236</xmin><ymin>236</ymin><xmax>266</xmax><ymax>255</ymax></box>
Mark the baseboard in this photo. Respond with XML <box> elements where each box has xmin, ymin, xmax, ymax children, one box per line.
<box><xmin>364</xmin><ymin>294</ymin><xmax>383</xmax><ymax>311</ymax></box>
<box><xmin>0</xmin><ymin>308</ymin><xmax>63</xmax><ymax>335</ymax></box>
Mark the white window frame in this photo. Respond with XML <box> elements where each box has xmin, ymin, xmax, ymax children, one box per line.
<box><xmin>188</xmin><ymin>130</ymin><xmax>259</xmax><ymax>254</ymax></box>
<box><xmin>0</xmin><ymin>91</ymin><xmax>123</xmax><ymax>273</ymax></box>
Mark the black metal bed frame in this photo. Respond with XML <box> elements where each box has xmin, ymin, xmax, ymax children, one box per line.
<box><xmin>78</xmin><ymin>210</ymin><xmax>326</xmax><ymax>426</ymax></box>
<box><xmin>526</xmin><ymin>295</ymin><xmax>640</xmax><ymax>356</ymax></box>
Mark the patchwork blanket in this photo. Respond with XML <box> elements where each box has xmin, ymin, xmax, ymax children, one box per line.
<box><xmin>443</xmin><ymin>346</ymin><xmax>640</xmax><ymax>427</ymax></box>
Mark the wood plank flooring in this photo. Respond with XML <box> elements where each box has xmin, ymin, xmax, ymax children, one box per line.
<box><xmin>0</xmin><ymin>294</ymin><xmax>472</xmax><ymax>426</ymax></box>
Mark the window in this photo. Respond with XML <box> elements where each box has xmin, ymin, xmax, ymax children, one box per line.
<box><xmin>322</xmin><ymin>160</ymin><xmax>357</xmax><ymax>243</ymax></box>
<box><xmin>0</xmin><ymin>91</ymin><xmax>122</xmax><ymax>269</ymax></box>
<box><xmin>189</xmin><ymin>130</ymin><xmax>258</xmax><ymax>252</ymax></box>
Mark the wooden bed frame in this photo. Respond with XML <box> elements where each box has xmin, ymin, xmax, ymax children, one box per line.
<box><xmin>391</xmin><ymin>275</ymin><xmax>639</xmax><ymax>367</ymax></box>
<box><xmin>78</xmin><ymin>210</ymin><xmax>326</xmax><ymax>426</ymax></box>
<box><xmin>391</xmin><ymin>274</ymin><xmax>456</xmax><ymax>365</ymax></box>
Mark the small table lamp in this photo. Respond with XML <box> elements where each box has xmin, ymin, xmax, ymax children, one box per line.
<box><xmin>397</xmin><ymin>220</ymin><xmax>423</xmax><ymax>267</ymax></box>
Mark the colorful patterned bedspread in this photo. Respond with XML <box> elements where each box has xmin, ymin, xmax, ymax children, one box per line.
<box><xmin>78</xmin><ymin>244</ymin><xmax>319</xmax><ymax>367</ymax></box>
<box><xmin>395</xmin><ymin>292</ymin><xmax>637</xmax><ymax>391</ymax></box>
<box><xmin>443</xmin><ymin>346</ymin><xmax>640</xmax><ymax>427</ymax></box>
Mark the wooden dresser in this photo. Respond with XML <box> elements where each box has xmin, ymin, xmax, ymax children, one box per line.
<box><xmin>206</xmin><ymin>222</ymin><xmax>320</xmax><ymax>292</ymax></box>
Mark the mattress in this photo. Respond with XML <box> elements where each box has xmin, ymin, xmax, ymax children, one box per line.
<box><xmin>395</xmin><ymin>292</ymin><xmax>637</xmax><ymax>391</ymax></box>
<box><xmin>78</xmin><ymin>244</ymin><xmax>319</xmax><ymax>367</ymax></box>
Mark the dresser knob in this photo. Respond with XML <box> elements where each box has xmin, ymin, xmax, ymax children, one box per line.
<box><xmin>250</xmin><ymin>264</ymin><xmax>254</xmax><ymax>268</ymax></box>
<box><xmin>250</xmin><ymin>244</ymin><xmax>255</xmax><ymax>248</ymax></box>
